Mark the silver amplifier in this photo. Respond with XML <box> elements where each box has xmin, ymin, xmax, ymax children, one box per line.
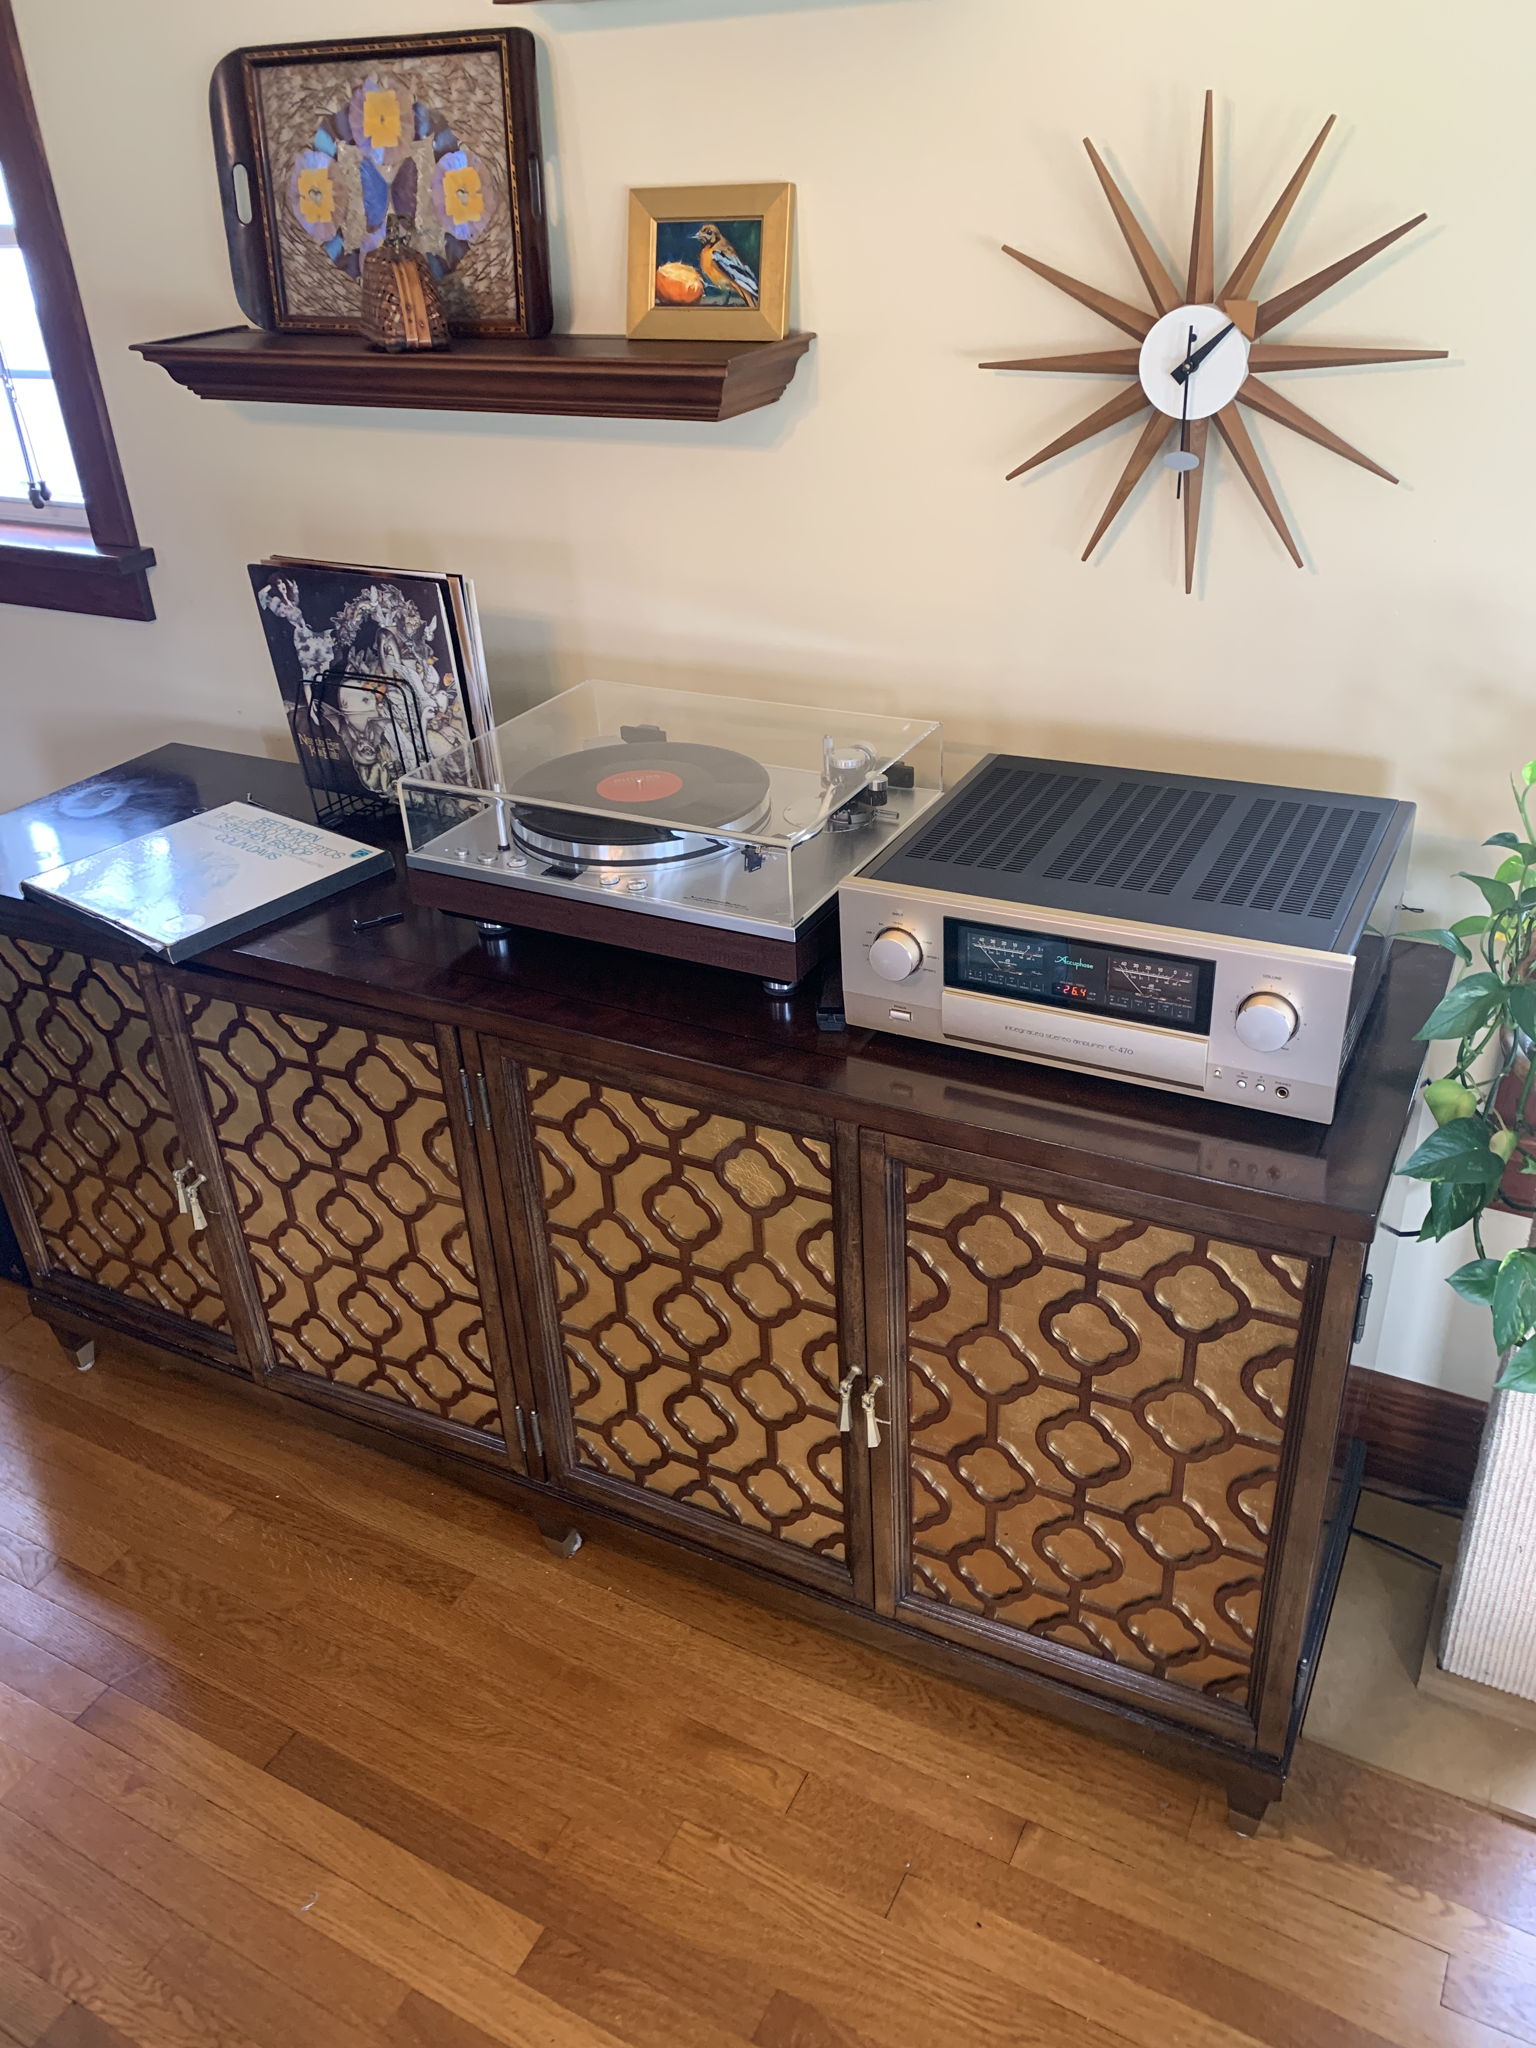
<box><xmin>840</xmin><ymin>755</ymin><xmax>1415</xmax><ymax>1124</ymax></box>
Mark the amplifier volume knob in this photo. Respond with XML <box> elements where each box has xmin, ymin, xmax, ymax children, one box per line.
<box><xmin>869</xmin><ymin>927</ymin><xmax>924</xmax><ymax>982</ymax></box>
<box><xmin>1234</xmin><ymin>991</ymin><xmax>1299</xmax><ymax>1053</ymax></box>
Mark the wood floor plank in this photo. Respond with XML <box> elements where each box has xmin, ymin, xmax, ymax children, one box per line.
<box><xmin>33</xmin><ymin>2012</ymin><xmax>139</xmax><ymax>2048</ymax></box>
<box><xmin>0</xmin><ymin>1951</ymin><xmax>69</xmax><ymax>2045</ymax></box>
<box><xmin>888</xmin><ymin>1871</ymin><xmax>1397</xmax><ymax>2048</ymax></box>
<box><xmin>1008</xmin><ymin>1820</ymin><xmax>1449</xmax><ymax>2034</ymax></box>
<box><xmin>1442</xmin><ymin>1956</ymin><xmax>1536</xmax><ymax>2043</ymax></box>
<box><xmin>0</xmin><ymin>1482</ymin><xmax>126</xmax><ymax>1583</ymax></box>
<box><xmin>72</xmin><ymin>1692</ymin><xmax>547</xmax><ymax>1992</ymax></box>
<box><xmin>0</xmin><ymin>1528</ymin><xmax>57</xmax><ymax>1594</ymax></box>
<box><xmin>108</xmin><ymin>1659</ymin><xmax>294</xmax><ymax>1768</ymax></box>
<box><xmin>517</xmin><ymin>1926</ymin><xmax>768</xmax><ymax>2048</ymax></box>
<box><xmin>3</xmin><ymin>1764</ymin><xmax>411</xmax><ymax>2034</ymax></box>
<box><xmin>0</xmin><ymin>1582</ymin><xmax>140</xmax><ymax>1689</ymax></box>
<box><xmin>0</xmin><ymin>1622</ymin><xmax>104</xmax><ymax>1719</ymax></box>
<box><xmin>149</xmin><ymin>1926</ymin><xmax>391</xmax><ymax>2048</ymax></box>
<box><xmin>267</xmin><ymin>1734</ymin><xmax>778</xmax><ymax>2040</ymax></box>
<box><xmin>753</xmin><ymin>1996</ymin><xmax>885</xmax><ymax>2048</ymax></box>
<box><xmin>640</xmin><ymin>1818</ymin><xmax>1128</xmax><ymax>2048</ymax></box>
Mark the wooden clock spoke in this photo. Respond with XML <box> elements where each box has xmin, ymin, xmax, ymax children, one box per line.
<box><xmin>1256</xmin><ymin>215</ymin><xmax>1429</xmax><ymax>335</ymax></box>
<box><xmin>1214</xmin><ymin>404</ymin><xmax>1303</xmax><ymax>567</ymax></box>
<box><xmin>1006</xmin><ymin>384</ymin><xmax>1149</xmax><ymax>482</ymax></box>
<box><xmin>1186</xmin><ymin>90</ymin><xmax>1216</xmax><ymax>303</ymax></box>
<box><xmin>1221</xmin><ymin>116</ymin><xmax>1336</xmax><ymax>301</ymax></box>
<box><xmin>1083</xmin><ymin>411</ymin><xmax>1172</xmax><ymax>559</ymax></box>
<box><xmin>1083</xmin><ymin>141</ymin><xmax>1180</xmax><ymax>314</ymax></box>
<box><xmin>980</xmin><ymin>347</ymin><xmax>1142</xmax><ymax>374</ymax></box>
<box><xmin>1182</xmin><ymin>417</ymin><xmax>1210</xmax><ymax>594</ymax></box>
<box><xmin>1249</xmin><ymin>341</ymin><xmax>1449</xmax><ymax>372</ymax></box>
<box><xmin>1240</xmin><ymin>376</ymin><xmax>1397</xmax><ymax>483</ymax></box>
<box><xmin>1002</xmin><ymin>246</ymin><xmax>1153</xmax><ymax>340</ymax></box>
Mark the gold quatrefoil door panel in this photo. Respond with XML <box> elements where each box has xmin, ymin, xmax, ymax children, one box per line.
<box><xmin>889</xmin><ymin>1157</ymin><xmax>1313</xmax><ymax>1731</ymax></box>
<box><xmin>0</xmin><ymin>939</ymin><xmax>231</xmax><ymax>1351</ymax></box>
<box><xmin>510</xmin><ymin>1063</ymin><xmax>862</xmax><ymax>1595</ymax></box>
<box><xmin>178</xmin><ymin>991</ymin><xmax>517</xmax><ymax>1458</ymax></box>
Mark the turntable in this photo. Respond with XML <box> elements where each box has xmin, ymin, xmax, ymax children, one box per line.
<box><xmin>400</xmin><ymin>682</ymin><xmax>946</xmax><ymax>984</ymax></box>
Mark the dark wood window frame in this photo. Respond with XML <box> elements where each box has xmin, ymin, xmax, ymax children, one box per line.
<box><xmin>0</xmin><ymin>0</ymin><xmax>154</xmax><ymax>620</ymax></box>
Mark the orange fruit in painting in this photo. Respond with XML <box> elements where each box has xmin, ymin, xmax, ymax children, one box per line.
<box><xmin>655</xmin><ymin>262</ymin><xmax>705</xmax><ymax>305</ymax></box>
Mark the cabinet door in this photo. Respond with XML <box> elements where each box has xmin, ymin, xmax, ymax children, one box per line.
<box><xmin>0</xmin><ymin>936</ymin><xmax>231</xmax><ymax>1351</ymax></box>
<box><xmin>871</xmin><ymin>1142</ymin><xmax>1318</xmax><ymax>1738</ymax></box>
<box><xmin>176</xmin><ymin>986</ymin><xmax>520</xmax><ymax>1461</ymax></box>
<box><xmin>494</xmin><ymin>1055</ymin><xmax>868</xmax><ymax>1597</ymax></box>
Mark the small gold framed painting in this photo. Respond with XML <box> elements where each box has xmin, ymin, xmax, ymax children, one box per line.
<box><xmin>627</xmin><ymin>183</ymin><xmax>794</xmax><ymax>342</ymax></box>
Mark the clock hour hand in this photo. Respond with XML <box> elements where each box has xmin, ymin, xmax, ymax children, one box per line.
<box><xmin>1172</xmin><ymin>320</ymin><xmax>1236</xmax><ymax>385</ymax></box>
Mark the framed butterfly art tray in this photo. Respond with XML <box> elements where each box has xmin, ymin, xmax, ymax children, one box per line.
<box><xmin>210</xmin><ymin>27</ymin><xmax>553</xmax><ymax>338</ymax></box>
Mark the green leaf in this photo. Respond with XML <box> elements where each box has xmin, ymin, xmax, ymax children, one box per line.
<box><xmin>1449</xmin><ymin>1257</ymin><xmax>1501</xmax><ymax>1306</ymax></box>
<box><xmin>1498</xmin><ymin>1334</ymin><xmax>1536</xmax><ymax>1392</ymax></box>
<box><xmin>1523</xmin><ymin>761</ymin><xmax>1536</xmax><ymax>787</ymax></box>
<box><xmin>1419</xmin><ymin>1178</ymin><xmax>1492</xmax><ymax>1241</ymax></box>
<box><xmin>1414</xmin><ymin>971</ymin><xmax>1507</xmax><ymax>1042</ymax></box>
<box><xmin>1509</xmin><ymin>982</ymin><xmax>1536</xmax><ymax>1043</ymax></box>
<box><xmin>1450</xmin><ymin>914</ymin><xmax>1493</xmax><ymax>938</ymax></box>
<box><xmin>1493</xmin><ymin>1250</ymin><xmax>1536</xmax><ymax>1352</ymax></box>
<box><xmin>1460</xmin><ymin>873</ymin><xmax>1517</xmax><ymax>914</ymax></box>
<box><xmin>1401</xmin><ymin>1117</ymin><xmax>1502</xmax><ymax>1183</ymax></box>
<box><xmin>1411</xmin><ymin>928</ymin><xmax>1472</xmax><ymax>965</ymax></box>
<box><xmin>1493</xmin><ymin>1129</ymin><xmax>1521</xmax><ymax>1161</ymax></box>
<box><xmin>1423</xmin><ymin>1077</ymin><xmax>1480</xmax><ymax>1125</ymax></box>
<box><xmin>1486</xmin><ymin>832</ymin><xmax>1529</xmax><ymax>851</ymax></box>
<box><xmin>1496</xmin><ymin>854</ymin><xmax>1532</xmax><ymax>885</ymax></box>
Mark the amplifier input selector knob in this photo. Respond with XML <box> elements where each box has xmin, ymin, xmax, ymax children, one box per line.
<box><xmin>1234</xmin><ymin>991</ymin><xmax>1299</xmax><ymax>1053</ymax></box>
<box><xmin>869</xmin><ymin>927</ymin><xmax>924</xmax><ymax>982</ymax></box>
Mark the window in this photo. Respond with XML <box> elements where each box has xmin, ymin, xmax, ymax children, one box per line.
<box><xmin>0</xmin><ymin>0</ymin><xmax>154</xmax><ymax>618</ymax></box>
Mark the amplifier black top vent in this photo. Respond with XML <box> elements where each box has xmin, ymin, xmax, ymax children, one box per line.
<box><xmin>868</xmin><ymin>754</ymin><xmax>1412</xmax><ymax>950</ymax></box>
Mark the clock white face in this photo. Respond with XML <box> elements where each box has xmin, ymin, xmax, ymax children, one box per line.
<box><xmin>1138</xmin><ymin>303</ymin><xmax>1251</xmax><ymax>420</ymax></box>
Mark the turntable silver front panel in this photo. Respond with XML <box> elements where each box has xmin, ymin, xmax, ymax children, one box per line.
<box><xmin>410</xmin><ymin>768</ymin><xmax>944</xmax><ymax>943</ymax></box>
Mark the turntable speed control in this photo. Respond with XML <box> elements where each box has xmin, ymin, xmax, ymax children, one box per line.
<box><xmin>1234</xmin><ymin>991</ymin><xmax>1299</xmax><ymax>1053</ymax></box>
<box><xmin>869</xmin><ymin>927</ymin><xmax>924</xmax><ymax>982</ymax></box>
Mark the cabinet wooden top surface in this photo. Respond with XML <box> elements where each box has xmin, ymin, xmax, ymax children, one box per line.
<box><xmin>0</xmin><ymin>744</ymin><xmax>1443</xmax><ymax>1242</ymax></box>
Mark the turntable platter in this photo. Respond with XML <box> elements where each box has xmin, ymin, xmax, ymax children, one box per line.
<box><xmin>507</xmin><ymin>741</ymin><xmax>770</xmax><ymax>860</ymax></box>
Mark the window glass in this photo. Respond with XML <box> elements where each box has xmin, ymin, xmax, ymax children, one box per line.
<box><xmin>0</xmin><ymin>164</ymin><xmax>85</xmax><ymax>513</ymax></box>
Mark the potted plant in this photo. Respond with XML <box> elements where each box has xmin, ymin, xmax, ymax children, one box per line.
<box><xmin>1406</xmin><ymin>760</ymin><xmax>1536</xmax><ymax>1699</ymax></box>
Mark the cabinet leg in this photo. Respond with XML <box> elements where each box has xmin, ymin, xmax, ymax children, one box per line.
<box><xmin>55</xmin><ymin>1332</ymin><xmax>96</xmax><ymax>1372</ymax></box>
<box><xmin>1225</xmin><ymin>1784</ymin><xmax>1273</xmax><ymax>1838</ymax></box>
<box><xmin>533</xmin><ymin>1512</ymin><xmax>582</xmax><ymax>1561</ymax></box>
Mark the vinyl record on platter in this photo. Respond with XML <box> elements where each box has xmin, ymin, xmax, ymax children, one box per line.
<box><xmin>509</xmin><ymin>741</ymin><xmax>772</xmax><ymax>853</ymax></box>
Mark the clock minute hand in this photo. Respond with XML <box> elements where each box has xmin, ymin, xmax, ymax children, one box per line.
<box><xmin>1172</xmin><ymin>321</ymin><xmax>1236</xmax><ymax>386</ymax></box>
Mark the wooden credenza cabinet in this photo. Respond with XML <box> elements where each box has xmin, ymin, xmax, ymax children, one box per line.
<box><xmin>0</xmin><ymin>747</ymin><xmax>1440</xmax><ymax>1834</ymax></box>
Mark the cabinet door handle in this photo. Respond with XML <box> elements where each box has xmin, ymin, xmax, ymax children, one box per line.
<box><xmin>172</xmin><ymin>1164</ymin><xmax>209</xmax><ymax>1233</ymax></box>
<box><xmin>477</xmin><ymin>1072</ymin><xmax>493</xmax><ymax>1128</ymax></box>
<box><xmin>530</xmin><ymin>1410</ymin><xmax>544</xmax><ymax>1461</ymax></box>
<box><xmin>861</xmin><ymin>1376</ymin><xmax>889</xmax><ymax>1450</ymax></box>
<box><xmin>836</xmin><ymin>1368</ymin><xmax>861</xmax><ymax>1434</ymax></box>
<box><xmin>513</xmin><ymin>1405</ymin><xmax>529</xmax><ymax>1457</ymax></box>
<box><xmin>459</xmin><ymin>1068</ymin><xmax>477</xmax><ymax>1131</ymax></box>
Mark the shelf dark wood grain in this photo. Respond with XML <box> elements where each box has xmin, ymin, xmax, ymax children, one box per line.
<box><xmin>132</xmin><ymin>326</ymin><xmax>815</xmax><ymax>422</ymax></box>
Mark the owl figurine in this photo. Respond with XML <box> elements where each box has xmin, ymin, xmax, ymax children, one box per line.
<box><xmin>360</xmin><ymin>216</ymin><xmax>451</xmax><ymax>353</ymax></box>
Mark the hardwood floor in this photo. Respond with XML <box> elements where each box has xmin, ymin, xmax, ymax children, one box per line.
<box><xmin>0</xmin><ymin>1283</ymin><xmax>1532</xmax><ymax>2048</ymax></box>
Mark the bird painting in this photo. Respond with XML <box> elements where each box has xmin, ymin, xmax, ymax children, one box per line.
<box><xmin>694</xmin><ymin>224</ymin><xmax>760</xmax><ymax>309</ymax></box>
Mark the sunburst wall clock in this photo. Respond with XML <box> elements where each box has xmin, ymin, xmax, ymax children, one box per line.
<box><xmin>985</xmin><ymin>93</ymin><xmax>1447</xmax><ymax>590</ymax></box>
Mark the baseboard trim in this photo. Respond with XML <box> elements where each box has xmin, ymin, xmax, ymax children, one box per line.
<box><xmin>1343</xmin><ymin>1365</ymin><xmax>1488</xmax><ymax>1505</ymax></box>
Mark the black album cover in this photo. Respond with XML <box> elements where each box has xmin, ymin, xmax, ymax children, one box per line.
<box><xmin>248</xmin><ymin>559</ymin><xmax>485</xmax><ymax>801</ymax></box>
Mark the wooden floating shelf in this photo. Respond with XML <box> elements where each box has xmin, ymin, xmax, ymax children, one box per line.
<box><xmin>132</xmin><ymin>327</ymin><xmax>814</xmax><ymax>423</ymax></box>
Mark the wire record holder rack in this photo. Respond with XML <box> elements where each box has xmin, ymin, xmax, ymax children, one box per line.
<box><xmin>289</xmin><ymin>668</ymin><xmax>432</xmax><ymax>831</ymax></box>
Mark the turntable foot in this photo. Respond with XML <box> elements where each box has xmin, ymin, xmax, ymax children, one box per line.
<box><xmin>475</xmin><ymin>921</ymin><xmax>519</xmax><ymax>942</ymax></box>
<box><xmin>762</xmin><ymin>979</ymin><xmax>797</xmax><ymax>996</ymax></box>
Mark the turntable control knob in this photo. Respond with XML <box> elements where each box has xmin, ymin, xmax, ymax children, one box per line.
<box><xmin>1234</xmin><ymin>991</ymin><xmax>1299</xmax><ymax>1053</ymax></box>
<box><xmin>869</xmin><ymin>927</ymin><xmax>924</xmax><ymax>982</ymax></box>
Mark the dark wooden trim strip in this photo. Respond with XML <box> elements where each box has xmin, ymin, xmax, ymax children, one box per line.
<box><xmin>1342</xmin><ymin>1363</ymin><xmax>1487</xmax><ymax>1505</ymax></box>
<box><xmin>0</xmin><ymin>0</ymin><xmax>154</xmax><ymax>615</ymax></box>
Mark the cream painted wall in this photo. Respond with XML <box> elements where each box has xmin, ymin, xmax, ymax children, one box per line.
<box><xmin>2</xmin><ymin>0</ymin><xmax>1530</xmax><ymax>1392</ymax></box>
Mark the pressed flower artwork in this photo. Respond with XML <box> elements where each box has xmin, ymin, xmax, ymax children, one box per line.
<box><xmin>216</xmin><ymin>32</ymin><xmax>549</xmax><ymax>335</ymax></box>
